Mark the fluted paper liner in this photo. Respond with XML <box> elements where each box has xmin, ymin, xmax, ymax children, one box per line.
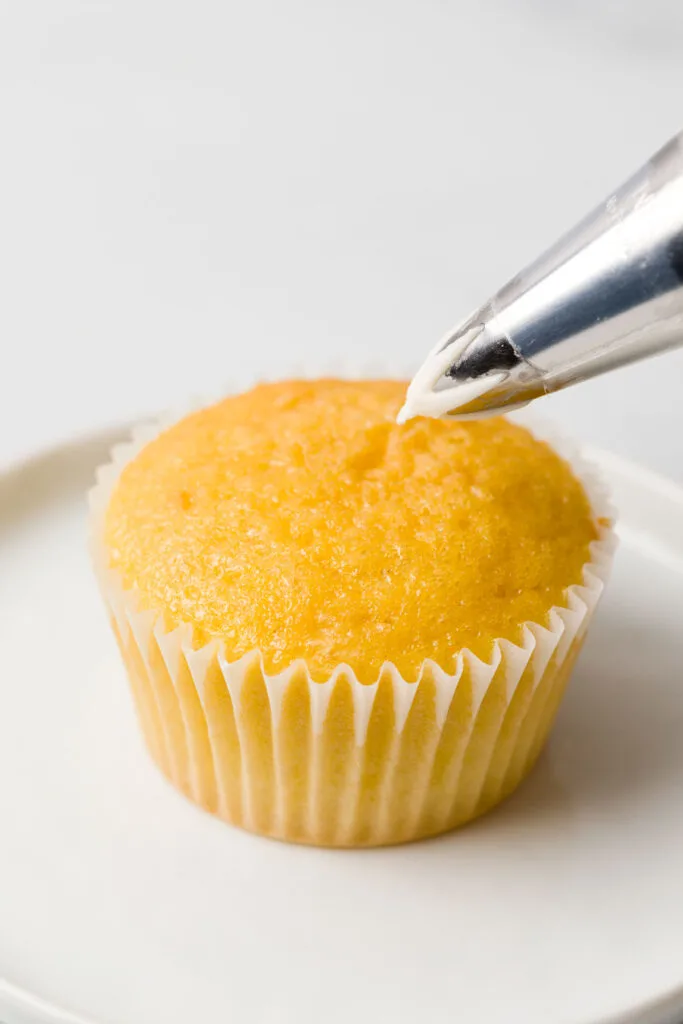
<box><xmin>89</xmin><ymin>409</ymin><xmax>616</xmax><ymax>847</ymax></box>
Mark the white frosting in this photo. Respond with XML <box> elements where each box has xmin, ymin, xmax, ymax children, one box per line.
<box><xmin>397</xmin><ymin>324</ymin><xmax>506</xmax><ymax>423</ymax></box>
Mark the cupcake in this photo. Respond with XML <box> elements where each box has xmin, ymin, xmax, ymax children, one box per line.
<box><xmin>90</xmin><ymin>378</ymin><xmax>614</xmax><ymax>847</ymax></box>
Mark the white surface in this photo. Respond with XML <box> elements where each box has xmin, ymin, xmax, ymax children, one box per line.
<box><xmin>0</xmin><ymin>429</ymin><xmax>683</xmax><ymax>1024</ymax></box>
<box><xmin>1</xmin><ymin>1</ymin><xmax>683</xmax><ymax>476</ymax></box>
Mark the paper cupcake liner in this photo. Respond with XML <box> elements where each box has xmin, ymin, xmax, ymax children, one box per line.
<box><xmin>89</xmin><ymin>393</ymin><xmax>616</xmax><ymax>847</ymax></box>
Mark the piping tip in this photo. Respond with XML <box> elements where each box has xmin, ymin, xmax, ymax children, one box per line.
<box><xmin>446</xmin><ymin>334</ymin><xmax>521</xmax><ymax>381</ymax></box>
<box><xmin>397</xmin><ymin>324</ymin><xmax>509</xmax><ymax>423</ymax></box>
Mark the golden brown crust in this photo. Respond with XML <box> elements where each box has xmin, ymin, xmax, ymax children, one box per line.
<box><xmin>104</xmin><ymin>380</ymin><xmax>596</xmax><ymax>681</ymax></box>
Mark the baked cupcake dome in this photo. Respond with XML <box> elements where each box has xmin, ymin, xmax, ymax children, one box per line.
<box><xmin>93</xmin><ymin>379</ymin><xmax>614</xmax><ymax>846</ymax></box>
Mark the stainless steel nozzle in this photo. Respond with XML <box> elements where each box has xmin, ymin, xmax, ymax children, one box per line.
<box><xmin>400</xmin><ymin>131</ymin><xmax>683</xmax><ymax>422</ymax></box>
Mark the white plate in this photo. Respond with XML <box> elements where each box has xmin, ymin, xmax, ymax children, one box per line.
<box><xmin>1</xmin><ymin>428</ymin><xmax>683</xmax><ymax>1024</ymax></box>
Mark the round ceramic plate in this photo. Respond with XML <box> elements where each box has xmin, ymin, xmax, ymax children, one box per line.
<box><xmin>1</xmin><ymin>427</ymin><xmax>683</xmax><ymax>1024</ymax></box>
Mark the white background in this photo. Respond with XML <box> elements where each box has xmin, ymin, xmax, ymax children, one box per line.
<box><xmin>1</xmin><ymin>0</ymin><xmax>683</xmax><ymax>478</ymax></box>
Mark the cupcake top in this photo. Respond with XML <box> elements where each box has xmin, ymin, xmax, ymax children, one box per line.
<box><xmin>104</xmin><ymin>379</ymin><xmax>599</xmax><ymax>682</ymax></box>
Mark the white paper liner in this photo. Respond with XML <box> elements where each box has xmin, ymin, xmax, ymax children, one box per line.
<box><xmin>88</xmin><ymin>378</ymin><xmax>616</xmax><ymax>847</ymax></box>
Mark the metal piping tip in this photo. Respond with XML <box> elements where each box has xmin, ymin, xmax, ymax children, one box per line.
<box><xmin>398</xmin><ymin>323</ymin><xmax>510</xmax><ymax>423</ymax></box>
<box><xmin>402</xmin><ymin>132</ymin><xmax>683</xmax><ymax>423</ymax></box>
<box><xmin>446</xmin><ymin>334</ymin><xmax>521</xmax><ymax>381</ymax></box>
